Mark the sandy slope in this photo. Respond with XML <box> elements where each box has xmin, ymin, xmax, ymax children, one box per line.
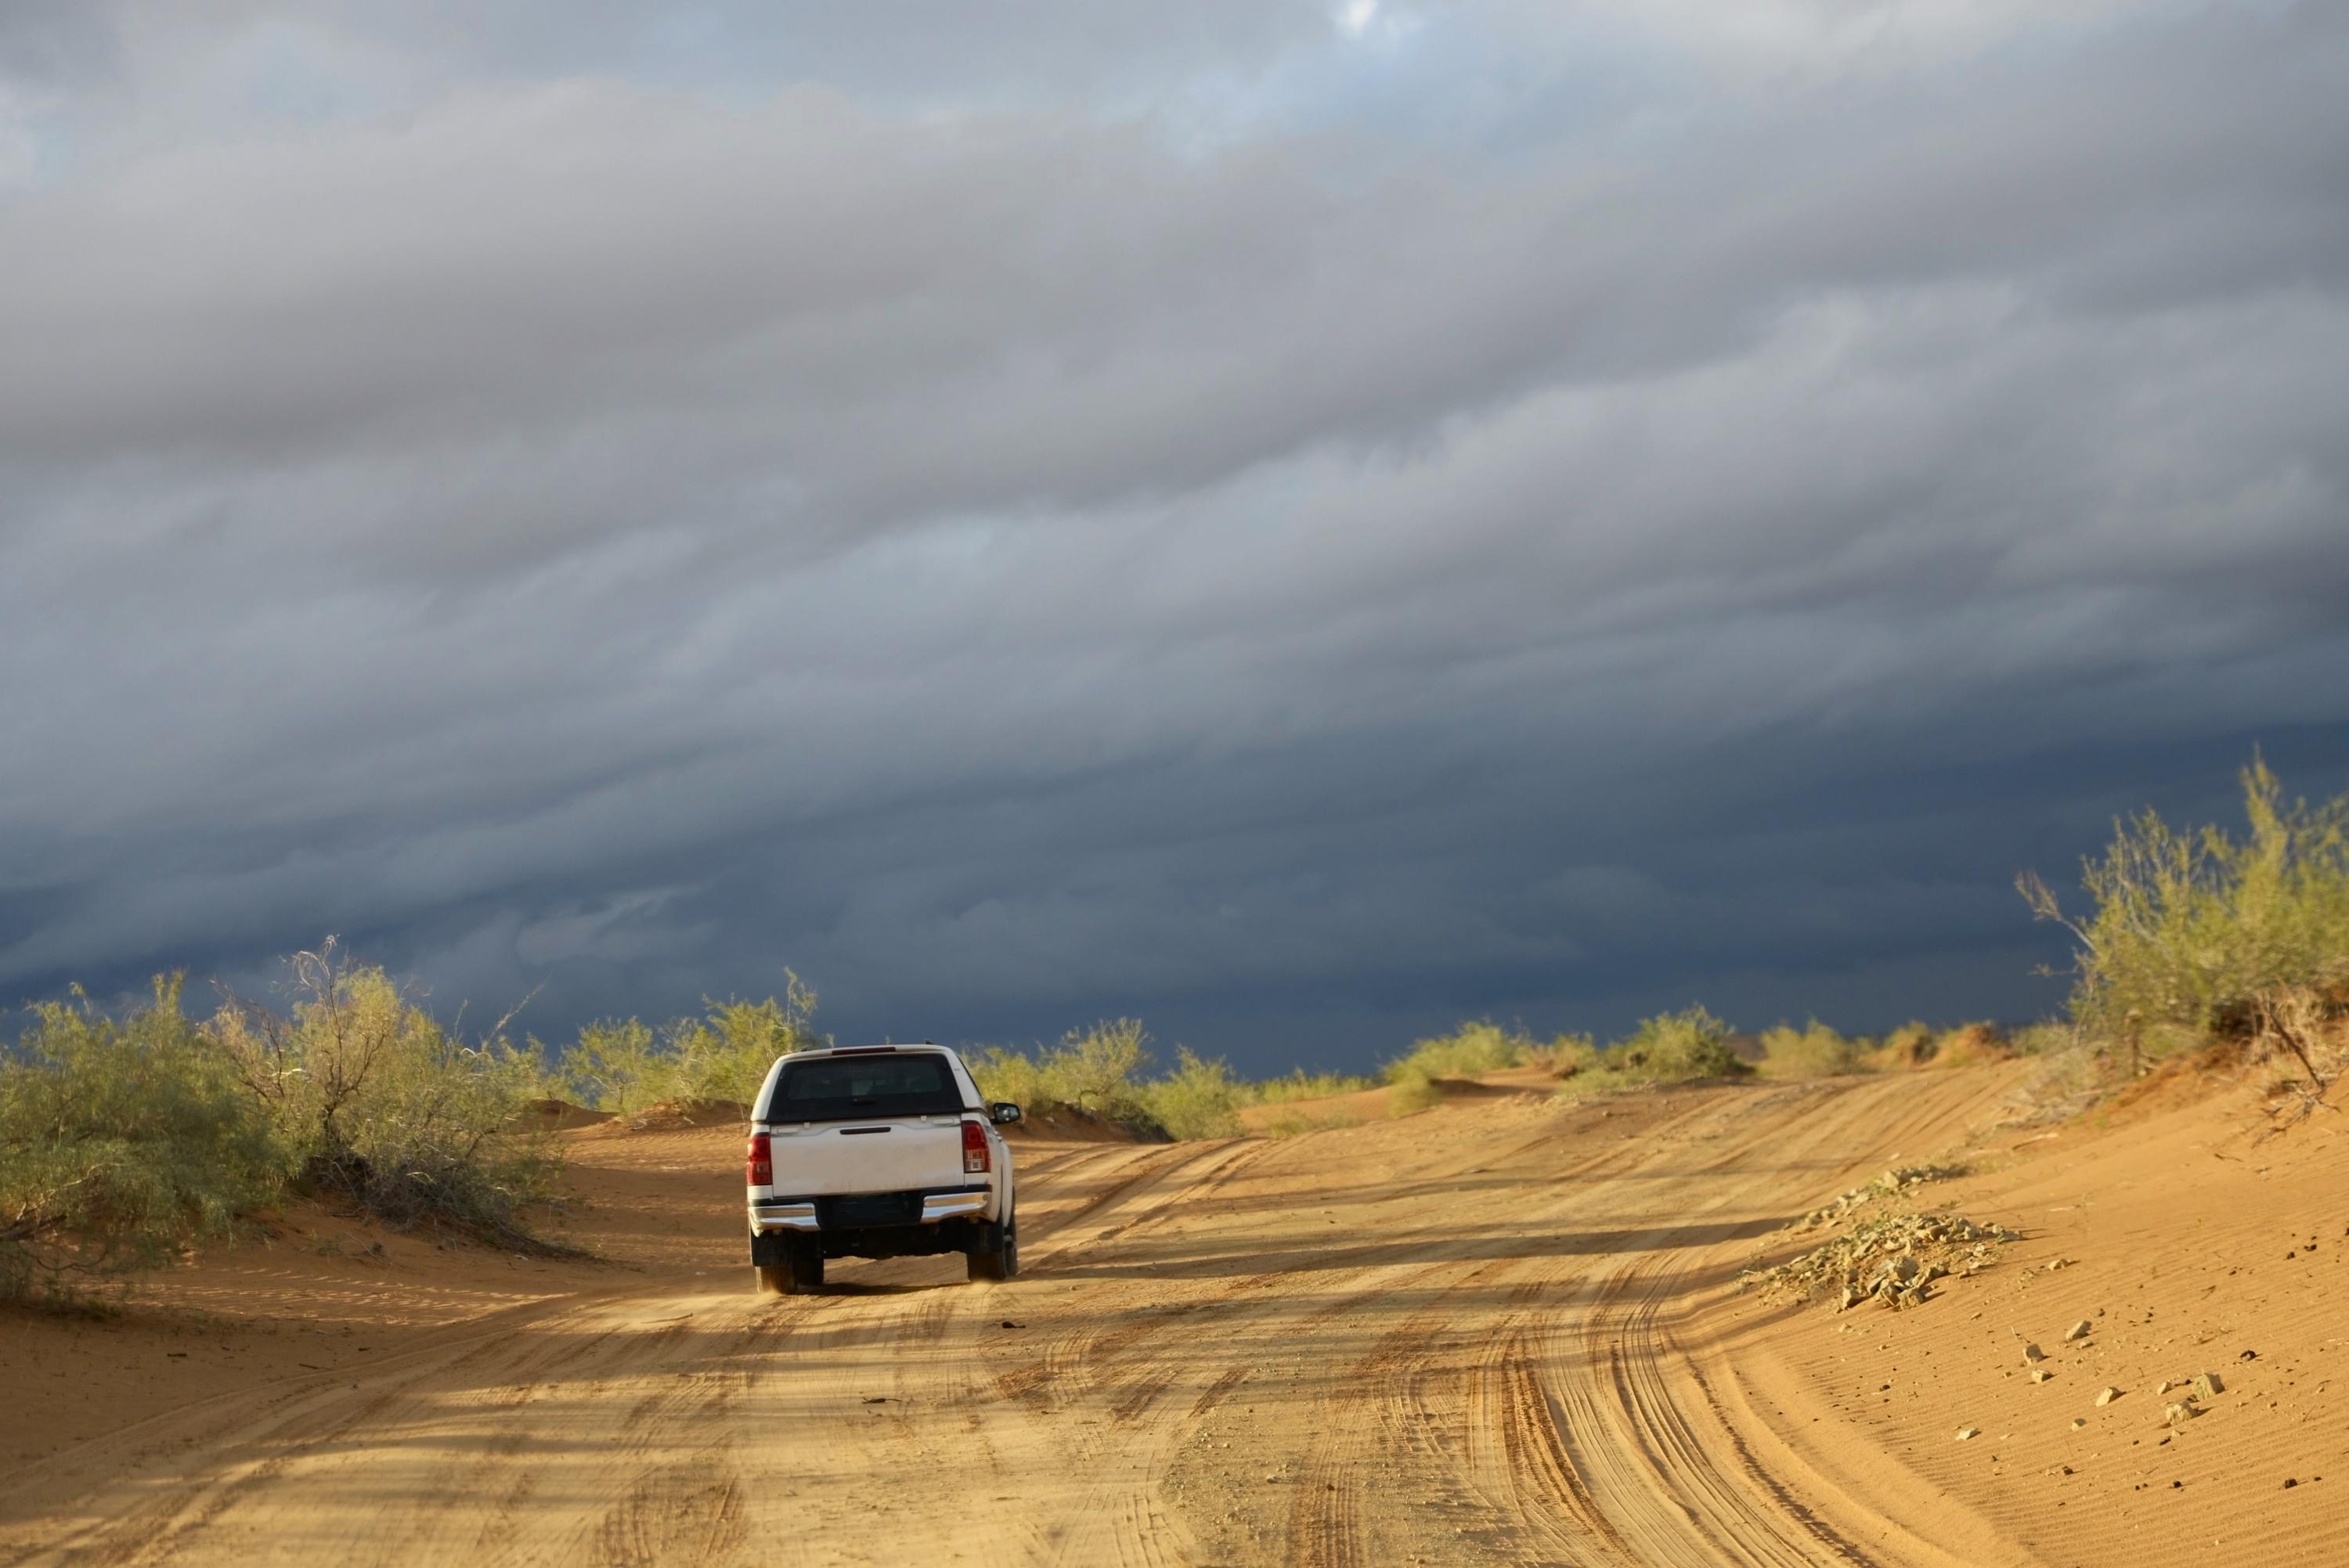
<box><xmin>1</xmin><ymin>1064</ymin><xmax>2340</xmax><ymax>1566</ymax></box>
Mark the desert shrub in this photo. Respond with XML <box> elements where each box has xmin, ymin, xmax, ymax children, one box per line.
<box><xmin>1241</xmin><ymin>1068</ymin><xmax>1376</xmax><ymax>1105</ymax></box>
<box><xmin>1135</xmin><ymin>1047</ymin><xmax>1244</xmax><ymax>1140</ymax></box>
<box><xmin>2021</xmin><ymin>757</ymin><xmax>2349</xmax><ymax>1046</ymax></box>
<box><xmin>2249</xmin><ymin>986</ymin><xmax>2345</xmax><ymax>1094</ymax></box>
<box><xmin>966</xmin><ymin>1018</ymin><xmax>1156</xmax><ymax>1126</ymax></box>
<box><xmin>557</xmin><ymin>1018</ymin><xmax>663</xmax><ymax>1113</ymax></box>
<box><xmin>1257</xmin><ymin>1106</ymin><xmax>1369</xmax><ymax>1137</ymax></box>
<box><xmin>970</xmin><ymin>1024</ymin><xmax>1369</xmax><ymax>1138</ymax></box>
<box><xmin>1602</xmin><ymin>1006</ymin><xmax>1747</xmax><ymax>1083</ymax></box>
<box><xmin>1528</xmin><ymin>1033</ymin><xmax>1603</xmax><ymax>1078</ymax></box>
<box><xmin>1045</xmin><ymin>1018</ymin><xmax>1153</xmax><ymax>1115</ymax></box>
<box><xmin>962</xmin><ymin>1044</ymin><xmax>1052</xmax><ymax>1113</ymax></box>
<box><xmin>1927</xmin><ymin>1022</ymin><xmax>2011</xmax><ymax>1069</ymax></box>
<box><xmin>1757</xmin><ymin>1021</ymin><xmax>1866</xmax><ymax>1080</ymax></box>
<box><xmin>1385</xmin><ymin>1076</ymin><xmax>1445</xmax><ymax>1116</ymax></box>
<box><xmin>1381</xmin><ymin>1021</ymin><xmax>1533</xmax><ymax>1086</ymax></box>
<box><xmin>2006</xmin><ymin>1021</ymin><xmax>2078</xmax><ymax>1057</ymax></box>
<box><xmin>1864</xmin><ymin>1020</ymin><xmax>1937</xmax><ymax>1070</ymax></box>
<box><xmin>2002</xmin><ymin>1036</ymin><xmax>2109</xmax><ymax>1126</ymax></box>
<box><xmin>1</xmin><ymin>979</ymin><xmax>286</xmax><ymax>1303</ymax></box>
<box><xmin>554</xmin><ymin>975</ymin><xmax>820</xmax><ymax>1112</ymax></box>
<box><xmin>655</xmin><ymin>987</ymin><xmax>821</xmax><ymax>1106</ymax></box>
<box><xmin>210</xmin><ymin>946</ymin><xmax>557</xmax><ymax>1245</ymax></box>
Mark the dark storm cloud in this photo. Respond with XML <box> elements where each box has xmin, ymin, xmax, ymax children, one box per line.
<box><xmin>2</xmin><ymin>2</ymin><xmax>2345</xmax><ymax>1065</ymax></box>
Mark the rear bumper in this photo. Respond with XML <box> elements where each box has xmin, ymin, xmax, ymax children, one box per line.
<box><xmin>751</xmin><ymin>1185</ymin><xmax>990</xmax><ymax>1233</ymax></box>
<box><xmin>748</xmin><ymin>1184</ymin><xmax>999</xmax><ymax>1263</ymax></box>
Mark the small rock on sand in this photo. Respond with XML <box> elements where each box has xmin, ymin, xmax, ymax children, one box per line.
<box><xmin>2095</xmin><ymin>1387</ymin><xmax>2122</xmax><ymax>1407</ymax></box>
<box><xmin>2064</xmin><ymin>1321</ymin><xmax>2092</xmax><ymax>1342</ymax></box>
<box><xmin>1957</xmin><ymin>1427</ymin><xmax>1980</xmax><ymax>1441</ymax></box>
<box><xmin>2030</xmin><ymin>1369</ymin><xmax>2051</xmax><ymax>1383</ymax></box>
<box><xmin>2192</xmin><ymin>1372</ymin><xmax>2224</xmax><ymax>1399</ymax></box>
<box><xmin>2023</xmin><ymin>1343</ymin><xmax>2047</xmax><ymax>1364</ymax></box>
<box><xmin>2165</xmin><ymin>1401</ymin><xmax>2198</xmax><ymax>1426</ymax></box>
<box><xmin>2071</xmin><ymin>1418</ymin><xmax>2087</xmax><ymax>1429</ymax></box>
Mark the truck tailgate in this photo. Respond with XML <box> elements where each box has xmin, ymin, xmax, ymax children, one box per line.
<box><xmin>762</xmin><ymin>1115</ymin><xmax>969</xmax><ymax>1195</ymax></box>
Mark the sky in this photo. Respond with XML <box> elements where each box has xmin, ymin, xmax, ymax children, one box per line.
<box><xmin>2</xmin><ymin>1</ymin><xmax>2344</xmax><ymax>1072</ymax></box>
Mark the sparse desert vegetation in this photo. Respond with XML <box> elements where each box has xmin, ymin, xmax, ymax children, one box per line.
<box><xmin>2</xmin><ymin>759</ymin><xmax>2344</xmax><ymax>1567</ymax></box>
<box><xmin>0</xmin><ymin>979</ymin><xmax>285</xmax><ymax>1304</ymax></box>
<box><xmin>1</xmin><ymin>946</ymin><xmax>554</xmax><ymax>1303</ymax></box>
<box><xmin>2019</xmin><ymin>756</ymin><xmax>2349</xmax><ymax>1108</ymax></box>
<box><xmin>545</xmin><ymin>976</ymin><xmax>821</xmax><ymax>1116</ymax></box>
<box><xmin>8</xmin><ymin>756</ymin><xmax>2342</xmax><ymax>1309</ymax></box>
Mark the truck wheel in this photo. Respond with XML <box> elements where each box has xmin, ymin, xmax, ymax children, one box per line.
<box><xmin>788</xmin><ymin>1241</ymin><xmax>825</xmax><ymax>1292</ymax></box>
<box><xmin>756</xmin><ymin>1241</ymin><xmax>824</xmax><ymax>1296</ymax></box>
<box><xmin>967</xmin><ymin>1216</ymin><xmax>1018</xmax><ymax>1282</ymax></box>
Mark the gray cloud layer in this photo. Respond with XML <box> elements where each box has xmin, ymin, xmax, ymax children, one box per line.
<box><xmin>3</xmin><ymin>2</ymin><xmax>2344</xmax><ymax>1065</ymax></box>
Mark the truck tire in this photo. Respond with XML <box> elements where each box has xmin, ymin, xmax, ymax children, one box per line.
<box><xmin>788</xmin><ymin>1240</ymin><xmax>825</xmax><ymax>1292</ymax></box>
<box><xmin>755</xmin><ymin>1240</ymin><xmax>824</xmax><ymax>1296</ymax></box>
<box><xmin>967</xmin><ymin>1215</ymin><xmax>1018</xmax><ymax>1282</ymax></box>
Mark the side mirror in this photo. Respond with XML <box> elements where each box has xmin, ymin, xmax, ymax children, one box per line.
<box><xmin>990</xmin><ymin>1102</ymin><xmax>1023</xmax><ymax>1126</ymax></box>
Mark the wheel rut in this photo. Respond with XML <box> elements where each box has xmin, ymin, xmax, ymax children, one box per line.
<box><xmin>0</xmin><ymin>1069</ymin><xmax>2027</xmax><ymax>1568</ymax></box>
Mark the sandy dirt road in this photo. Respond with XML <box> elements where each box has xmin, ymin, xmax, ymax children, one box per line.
<box><xmin>0</xmin><ymin>1070</ymin><xmax>2030</xmax><ymax>1566</ymax></box>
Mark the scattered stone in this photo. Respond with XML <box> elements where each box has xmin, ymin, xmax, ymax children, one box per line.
<box><xmin>2024</xmin><ymin>1343</ymin><xmax>2048</xmax><ymax>1364</ymax></box>
<box><xmin>2031</xmin><ymin>1369</ymin><xmax>2052</xmax><ymax>1383</ymax></box>
<box><xmin>2095</xmin><ymin>1387</ymin><xmax>2123</xmax><ymax>1407</ymax></box>
<box><xmin>1742</xmin><ymin>1211</ymin><xmax>2017</xmax><ymax>1310</ymax></box>
<box><xmin>998</xmin><ymin>1320</ymin><xmax>1026</xmax><ymax>1330</ymax></box>
<box><xmin>2072</xmin><ymin>1418</ymin><xmax>2087</xmax><ymax>1429</ymax></box>
<box><xmin>1957</xmin><ymin>1426</ymin><xmax>1980</xmax><ymax>1441</ymax></box>
<box><xmin>1789</xmin><ymin>1166</ymin><xmax>1972</xmax><ymax>1231</ymax></box>
<box><xmin>2239</xmin><ymin>1349</ymin><xmax>2259</xmax><ymax>1361</ymax></box>
<box><xmin>2045</xmin><ymin>1257</ymin><xmax>2071</xmax><ymax>1271</ymax></box>
<box><xmin>2164</xmin><ymin>1401</ymin><xmax>2198</xmax><ymax>1426</ymax></box>
<box><xmin>2192</xmin><ymin>1372</ymin><xmax>2224</xmax><ymax>1399</ymax></box>
<box><xmin>2285</xmin><ymin>1478</ymin><xmax>2300</xmax><ymax>1490</ymax></box>
<box><xmin>2064</xmin><ymin>1321</ymin><xmax>2092</xmax><ymax>1343</ymax></box>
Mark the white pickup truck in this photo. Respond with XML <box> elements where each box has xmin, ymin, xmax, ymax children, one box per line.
<box><xmin>744</xmin><ymin>1044</ymin><xmax>1022</xmax><ymax>1294</ymax></box>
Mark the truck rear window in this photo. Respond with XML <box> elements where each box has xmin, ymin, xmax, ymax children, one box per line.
<box><xmin>766</xmin><ymin>1054</ymin><xmax>967</xmax><ymax>1124</ymax></box>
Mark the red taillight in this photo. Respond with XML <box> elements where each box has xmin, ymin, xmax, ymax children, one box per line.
<box><xmin>961</xmin><ymin>1119</ymin><xmax>990</xmax><ymax>1174</ymax></box>
<box><xmin>746</xmin><ymin>1133</ymin><xmax>772</xmax><ymax>1187</ymax></box>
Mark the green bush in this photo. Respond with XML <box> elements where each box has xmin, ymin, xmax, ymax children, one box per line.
<box><xmin>1135</xmin><ymin>1047</ymin><xmax>1244</xmax><ymax>1140</ymax></box>
<box><xmin>966</xmin><ymin>1018</ymin><xmax>1156</xmax><ymax>1126</ymax></box>
<box><xmin>557</xmin><ymin>1018</ymin><xmax>663</xmax><ymax>1114</ymax></box>
<box><xmin>962</xmin><ymin>1043</ymin><xmax>1052</xmax><ymax>1115</ymax></box>
<box><xmin>1385</xmin><ymin>1076</ymin><xmax>1445</xmax><ymax>1116</ymax></box>
<box><xmin>1530</xmin><ymin>1033</ymin><xmax>1603</xmax><ymax>1078</ymax></box>
<box><xmin>209</xmin><ymin>946</ymin><xmax>558</xmax><ymax>1245</ymax></box>
<box><xmin>1601</xmin><ymin>1006</ymin><xmax>1747</xmax><ymax>1083</ymax></box>
<box><xmin>1380</xmin><ymin>1021</ymin><xmax>1533</xmax><ymax>1086</ymax></box>
<box><xmin>1240</xmin><ymin>1068</ymin><xmax>1376</xmax><ymax>1105</ymax></box>
<box><xmin>1</xmin><ymin>979</ymin><xmax>286</xmax><ymax>1302</ymax></box>
<box><xmin>969</xmin><ymin>1022</ymin><xmax>1345</xmax><ymax>1139</ymax></box>
<box><xmin>2022</xmin><ymin>758</ymin><xmax>2349</xmax><ymax>1046</ymax></box>
<box><xmin>1926</xmin><ymin>1022</ymin><xmax>2010</xmax><ymax>1068</ymax></box>
<box><xmin>552</xmin><ymin>975</ymin><xmax>821</xmax><ymax>1112</ymax></box>
<box><xmin>1756</xmin><ymin>1021</ymin><xmax>1866</xmax><ymax>1080</ymax></box>
<box><xmin>2008</xmin><ymin>1021</ymin><xmax>2078</xmax><ymax>1057</ymax></box>
<box><xmin>1863</xmin><ymin>1021</ymin><xmax>1936</xmax><ymax>1070</ymax></box>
